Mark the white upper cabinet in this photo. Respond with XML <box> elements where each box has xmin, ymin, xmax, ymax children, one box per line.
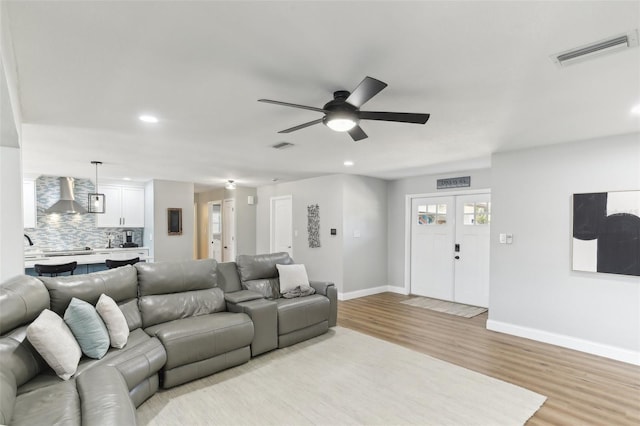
<box><xmin>23</xmin><ymin>179</ymin><xmax>37</xmax><ymax>229</ymax></box>
<box><xmin>96</xmin><ymin>185</ymin><xmax>145</xmax><ymax>228</ymax></box>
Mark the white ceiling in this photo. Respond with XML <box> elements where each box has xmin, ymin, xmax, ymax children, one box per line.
<box><xmin>7</xmin><ymin>1</ymin><xmax>640</xmax><ymax>190</ymax></box>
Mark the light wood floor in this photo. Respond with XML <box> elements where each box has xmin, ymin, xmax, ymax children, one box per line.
<box><xmin>338</xmin><ymin>292</ymin><xmax>640</xmax><ymax>426</ymax></box>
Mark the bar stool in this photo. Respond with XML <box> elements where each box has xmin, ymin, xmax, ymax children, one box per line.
<box><xmin>105</xmin><ymin>257</ymin><xmax>140</xmax><ymax>269</ymax></box>
<box><xmin>34</xmin><ymin>261</ymin><xmax>78</xmax><ymax>277</ymax></box>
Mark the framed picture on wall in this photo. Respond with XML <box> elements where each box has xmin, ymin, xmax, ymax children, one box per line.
<box><xmin>572</xmin><ymin>190</ymin><xmax>640</xmax><ymax>277</ymax></box>
<box><xmin>168</xmin><ymin>208</ymin><xmax>183</xmax><ymax>235</ymax></box>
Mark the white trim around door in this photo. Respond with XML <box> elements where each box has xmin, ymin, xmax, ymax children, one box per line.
<box><xmin>403</xmin><ymin>188</ymin><xmax>491</xmax><ymax>296</ymax></box>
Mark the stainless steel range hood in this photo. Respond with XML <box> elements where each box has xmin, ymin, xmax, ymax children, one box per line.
<box><xmin>45</xmin><ymin>177</ymin><xmax>87</xmax><ymax>214</ymax></box>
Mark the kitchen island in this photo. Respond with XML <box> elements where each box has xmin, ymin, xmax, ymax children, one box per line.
<box><xmin>25</xmin><ymin>247</ymin><xmax>150</xmax><ymax>275</ymax></box>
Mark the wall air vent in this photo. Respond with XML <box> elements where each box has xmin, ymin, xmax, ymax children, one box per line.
<box><xmin>272</xmin><ymin>142</ymin><xmax>294</xmax><ymax>150</ymax></box>
<box><xmin>551</xmin><ymin>29</ymin><xmax>638</xmax><ymax>67</ymax></box>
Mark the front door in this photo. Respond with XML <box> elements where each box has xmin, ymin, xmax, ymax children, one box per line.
<box><xmin>410</xmin><ymin>193</ymin><xmax>491</xmax><ymax>307</ymax></box>
<box><xmin>410</xmin><ymin>196</ymin><xmax>456</xmax><ymax>300</ymax></box>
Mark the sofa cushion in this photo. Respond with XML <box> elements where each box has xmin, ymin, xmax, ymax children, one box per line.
<box><xmin>139</xmin><ymin>288</ymin><xmax>226</xmax><ymax>328</ymax></box>
<box><xmin>236</xmin><ymin>252</ymin><xmax>293</xmax><ymax>282</ymax></box>
<box><xmin>237</xmin><ymin>252</ymin><xmax>294</xmax><ymax>299</ymax></box>
<box><xmin>64</xmin><ymin>298</ymin><xmax>110</xmax><ymax>359</ymax></box>
<box><xmin>118</xmin><ymin>298</ymin><xmax>142</xmax><ymax>331</ymax></box>
<box><xmin>0</xmin><ymin>275</ymin><xmax>50</xmax><ymax>335</ymax></box>
<box><xmin>242</xmin><ymin>278</ymin><xmax>281</xmax><ymax>300</ymax></box>
<box><xmin>276</xmin><ymin>295</ymin><xmax>330</xmax><ymax>335</ymax></box>
<box><xmin>40</xmin><ymin>266</ymin><xmax>137</xmax><ymax>315</ymax></box>
<box><xmin>216</xmin><ymin>261</ymin><xmax>243</xmax><ymax>293</ymax></box>
<box><xmin>145</xmin><ymin>312</ymin><xmax>253</xmax><ymax>370</ymax></box>
<box><xmin>96</xmin><ymin>294</ymin><xmax>129</xmax><ymax>348</ymax></box>
<box><xmin>77</xmin><ymin>366</ymin><xmax>137</xmax><ymax>426</ymax></box>
<box><xmin>136</xmin><ymin>259</ymin><xmax>217</xmax><ymax>296</ymax></box>
<box><xmin>26</xmin><ymin>309</ymin><xmax>82</xmax><ymax>380</ymax></box>
<box><xmin>12</xmin><ymin>379</ymin><xmax>80</xmax><ymax>426</ymax></box>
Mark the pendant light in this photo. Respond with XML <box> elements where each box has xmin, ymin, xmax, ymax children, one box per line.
<box><xmin>88</xmin><ymin>161</ymin><xmax>105</xmax><ymax>214</ymax></box>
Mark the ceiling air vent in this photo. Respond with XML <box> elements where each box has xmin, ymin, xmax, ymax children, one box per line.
<box><xmin>272</xmin><ymin>142</ymin><xmax>294</xmax><ymax>150</ymax></box>
<box><xmin>551</xmin><ymin>29</ymin><xmax>638</xmax><ymax>67</ymax></box>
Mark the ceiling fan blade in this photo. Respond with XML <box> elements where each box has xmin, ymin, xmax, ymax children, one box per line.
<box><xmin>346</xmin><ymin>77</ymin><xmax>388</xmax><ymax>108</ymax></box>
<box><xmin>348</xmin><ymin>125</ymin><xmax>368</xmax><ymax>141</ymax></box>
<box><xmin>359</xmin><ymin>111</ymin><xmax>430</xmax><ymax>124</ymax></box>
<box><xmin>278</xmin><ymin>118</ymin><xmax>324</xmax><ymax>134</ymax></box>
<box><xmin>258</xmin><ymin>99</ymin><xmax>326</xmax><ymax>113</ymax></box>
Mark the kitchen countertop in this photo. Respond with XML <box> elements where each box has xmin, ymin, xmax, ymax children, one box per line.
<box><xmin>24</xmin><ymin>247</ymin><xmax>150</xmax><ymax>268</ymax></box>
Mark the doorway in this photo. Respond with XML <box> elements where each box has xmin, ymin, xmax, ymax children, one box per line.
<box><xmin>270</xmin><ymin>195</ymin><xmax>293</xmax><ymax>257</ymax></box>
<box><xmin>222</xmin><ymin>199</ymin><xmax>236</xmax><ymax>262</ymax></box>
<box><xmin>409</xmin><ymin>191</ymin><xmax>491</xmax><ymax>307</ymax></box>
<box><xmin>208</xmin><ymin>201</ymin><xmax>222</xmax><ymax>262</ymax></box>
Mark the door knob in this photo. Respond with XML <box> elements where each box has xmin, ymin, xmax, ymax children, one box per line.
<box><xmin>454</xmin><ymin>256</ymin><xmax>460</xmax><ymax>260</ymax></box>
<box><xmin>224</xmin><ymin>246</ymin><xmax>228</xmax><ymax>249</ymax></box>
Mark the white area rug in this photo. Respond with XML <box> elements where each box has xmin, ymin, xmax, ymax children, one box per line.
<box><xmin>138</xmin><ymin>327</ymin><xmax>545</xmax><ymax>425</ymax></box>
<box><xmin>401</xmin><ymin>296</ymin><xmax>488</xmax><ymax>318</ymax></box>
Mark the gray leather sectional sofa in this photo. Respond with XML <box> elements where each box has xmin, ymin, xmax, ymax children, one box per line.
<box><xmin>0</xmin><ymin>252</ymin><xmax>337</xmax><ymax>425</ymax></box>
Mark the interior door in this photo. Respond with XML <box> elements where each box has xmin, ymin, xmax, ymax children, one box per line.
<box><xmin>222</xmin><ymin>199</ymin><xmax>236</xmax><ymax>262</ymax></box>
<box><xmin>454</xmin><ymin>194</ymin><xmax>491</xmax><ymax>307</ymax></box>
<box><xmin>208</xmin><ymin>202</ymin><xmax>222</xmax><ymax>262</ymax></box>
<box><xmin>271</xmin><ymin>196</ymin><xmax>293</xmax><ymax>257</ymax></box>
<box><xmin>410</xmin><ymin>196</ymin><xmax>455</xmax><ymax>300</ymax></box>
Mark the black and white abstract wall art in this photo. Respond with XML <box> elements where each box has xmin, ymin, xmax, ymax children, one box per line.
<box><xmin>307</xmin><ymin>204</ymin><xmax>320</xmax><ymax>248</ymax></box>
<box><xmin>572</xmin><ymin>191</ymin><xmax>640</xmax><ymax>277</ymax></box>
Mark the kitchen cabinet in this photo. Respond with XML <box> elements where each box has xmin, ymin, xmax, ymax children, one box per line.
<box><xmin>23</xmin><ymin>179</ymin><xmax>37</xmax><ymax>229</ymax></box>
<box><xmin>96</xmin><ymin>185</ymin><xmax>145</xmax><ymax>228</ymax></box>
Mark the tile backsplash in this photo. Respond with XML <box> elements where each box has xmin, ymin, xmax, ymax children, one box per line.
<box><xmin>24</xmin><ymin>176</ymin><xmax>143</xmax><ymax>250</ymax></box>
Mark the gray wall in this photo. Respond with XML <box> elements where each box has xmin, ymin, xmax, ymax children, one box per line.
<box><xmin>256</xmin><ymin>174</ymin><xmax>388</xmax><ymax>295</ymax></box>
<box><xmin>143</xmin><ymin>180</ymin><xmax>155</xmax><ymax>259</ymax></box>
<box><xmin>386</xmin><ymin>168</ymin><xmax>492</xmax><ymax>289</ymax></box>
<box><xmin>152</xmin><ymin>179</ymin><xmax>195</xmax><ymax>262</ymax></box>
<box><xmin>342</xmin><ymin>175</ymin><xmax>388</xmax><ymax>293</ymax></box>
<box><xmin>488</xmin><ymin>133</ymin><xmax>640</xmax><ymax>360</ymax></box>
<box><xmin>231</xmin><ymin>186</ymin><xmax>257</xmax><ymax>257</ymax></box>
<box><xmin>257</xmin><ymin>175</ymin><xmax>345</xmax><ymax>291</ymax></box>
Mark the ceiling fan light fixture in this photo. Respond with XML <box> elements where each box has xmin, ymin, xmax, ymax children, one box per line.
<box><xmin>225</xmin><ymin>180</ymin><xmax>236</xmax><ymax>190</ymax></box>
<box><xmin>324</xmin><ymin>115</ymin><xmax>358</xmax><ymax>132</ymax></box>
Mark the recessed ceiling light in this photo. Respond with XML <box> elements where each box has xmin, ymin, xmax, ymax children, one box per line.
<box><xmin>123</xmin><ymin>177</ymin><xmax>131</xmax><ymax>181</ymax></box>
<box><xmin>271</xmin><ymin>178</ymin><xmax>279</xmax><ymax>182</ymax></box>
<box><xmin>631</xmin><ymin>104</ymin><xmax>640</xmax><ymax>115</ymax></box>
<box><xmin>139</xmin><ymin>114</ymin><xmax>159</xmax><ymax>123</ymax></box>
<box><xmin>344</xmin><ymin>160</ymin><xmax>354</xmax><ymax>167</ymax></box>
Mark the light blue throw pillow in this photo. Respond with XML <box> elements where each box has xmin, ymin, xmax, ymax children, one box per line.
<box><xmin>64</xmin><ymin>297</ymin><xmax>110</xmax><ymax>359</ymax></box>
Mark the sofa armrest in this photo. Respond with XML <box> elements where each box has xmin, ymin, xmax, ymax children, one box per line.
<box><xmin>76</xmin><ymin>365</ymin><xmax>138</xmax><ymax>426</ymax></box>
<box><xmin>224</xmin><ymin>290</ymin><xmax>264</xmax><ymax>305</ymax></box>
<box><xmin>309</xmin><ymin>281</ymin><xmax>334</xmax><ymax>296</ymax></box>
<box><xmin>227</xmin><ymin>299</ymin><xmax>278</xmax><ymax>356</ymax></box>
<box><xmin>309</xmin><ymin>281</ymin><xmax>337</xmax><ymax>328</ymax></box>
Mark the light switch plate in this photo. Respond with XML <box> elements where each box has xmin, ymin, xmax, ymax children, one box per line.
<box><xmin>499</xmin><ymin>233</ymin><xmax>506</xmax><ymax>244</ymax></box>
<box><xmin>506</xmin><ymin>234</ymin><xmax>513</xmax><ymax>244</ymax></box>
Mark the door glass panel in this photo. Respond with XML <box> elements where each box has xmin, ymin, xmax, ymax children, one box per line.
<box><xmin>462</xmin><ymin>201</ymin><xmax>492</xmax><ymax>225</ymax></box>
<box><xmin>418</xmin><ymin>203</ymin><xmax>447</xmax><ymax>225</ymax></box>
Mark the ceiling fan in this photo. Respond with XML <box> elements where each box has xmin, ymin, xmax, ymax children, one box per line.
<box><xmin>258</xmin><ymin>76</ymin><xmax>430</xmax><ymax>141</ymax></box>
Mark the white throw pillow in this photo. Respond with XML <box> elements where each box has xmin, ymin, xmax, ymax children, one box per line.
<box><xmin>26</xmin><ymin>309</ymin><xmax>82</xmax><ymax>380</ymax></box>
<box><xmin>96</xmin><ymin>294</ymin><xmax>129</xmax><ymax>349</ymax></box>
<box><xmin>276</xmin><ymin>264</ymin><xmax>310</xmax><ymax>293</ymax></box>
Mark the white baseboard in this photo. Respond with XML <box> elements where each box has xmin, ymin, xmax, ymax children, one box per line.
<box><xmin>487</xmin><ymin>319</ymin><xmax>640</xmax><ymax>366</ymax></box>
<box><xmin>338</xmin><ymin>285</ymin><xmax>409</xmax><ymax>301</ymax></box>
